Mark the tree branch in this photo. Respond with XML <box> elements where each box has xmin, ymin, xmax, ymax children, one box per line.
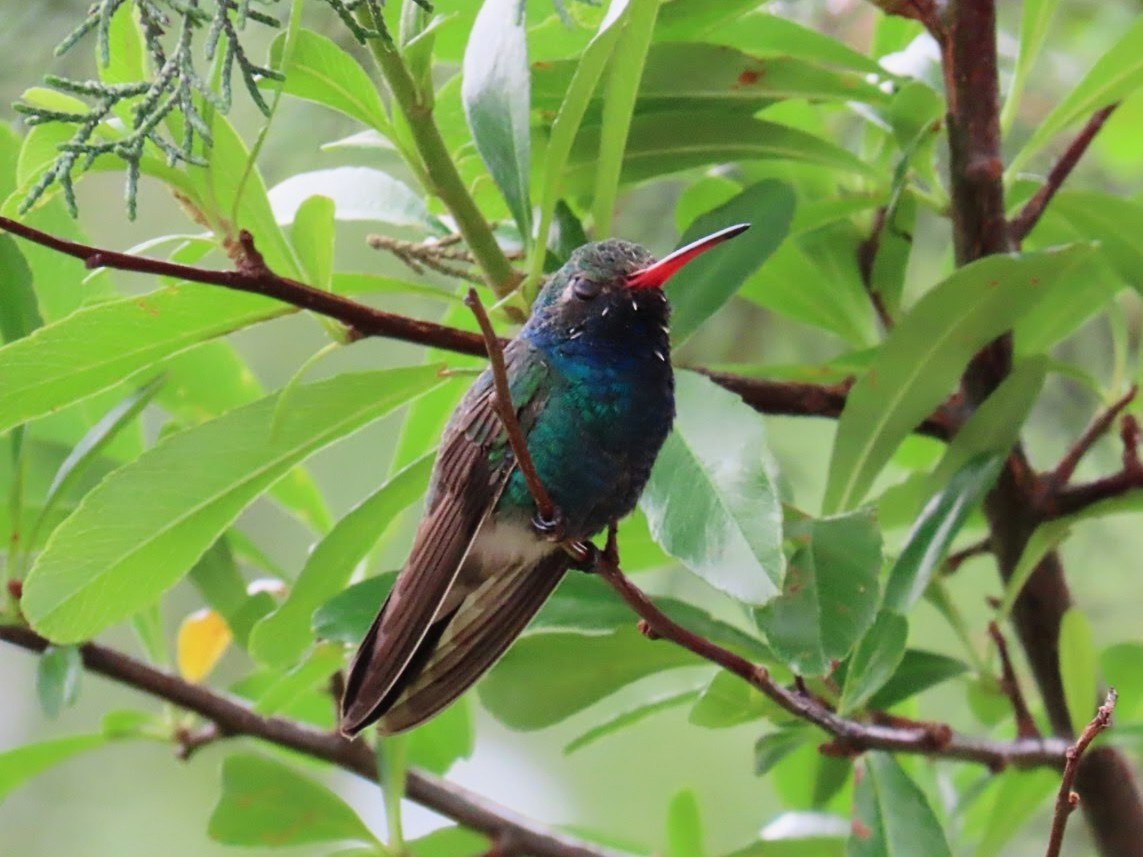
<box><xmin>0</xmin><ymin>215</ymin><xmax>960</xmax><ymax>440</ymax></box>
<box><xmin>1045</xmin><ymin>690</ymin><xmax>1118</xmax><ymax>857</ymax></box>
<box><xmin>1043</xmin><ymin>414</ymin><xmax>1143</xmax><ymax>519</ymax></box>
<box><xmin>988</xmin><ymin>621</ymin><xmax>1041</xmax><ymax>739</ymax></box>
<box><xmin>1010</xmin><ymin>105</ymin><xmax>1119</xmax><ymax>244</ymax></box>
<box><xmin>0</xmin><ymin>625</ymin><xmax>626</xmax><ymax>857</ymax></box>
<box><xmin>1049</xmin><ymin>386</ymin><xmax>1138</xmax><ymax>488</ymax></box>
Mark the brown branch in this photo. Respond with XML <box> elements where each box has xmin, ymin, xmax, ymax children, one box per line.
<box><xmin>0</xmin><ymin>625</ymin><xmax>625</xmax><ymax>857</ymax></box>
<box><xmin>988</xmin><ymin>621</ymin><xmax>1041</xmax><ymax>739</ymax></box>
<box><xmin>594</xmin><ymin>557</ymin><xmax>1066</xmax><ymax>769</ymax></box>
<box><xmin>464</xmin><ymin>288</ymin><xmax>558</xmax><ymax>528</ymax></box>
<box><xmin>856</xmin><ymin>206</ymin><xmax>896</xmax><ymax>330</ymax></box>
<box><xmin>0</xmin><ymin>216</ymin><xmax>939</xmax><ymax>436</ymax></box>
<box><xmin>942</xmin><ymin>537</ymin><xmax>992</xmax><ymax>574</ymax></box>
<box><xmin>1044</xmin><ymin>415</ymin><xmax>1143</xmax><ymax>519</ymax></box>
<box><xmin>1010</xmin><ymin>105</ymin><xmax>1120</xmax><ymax>244</ymax></box>
<box><xmin>1045</xmin><ymin>690</ymin><xmax>1119</xmax><ymax>857</ymax></box>
<box><xmin>1050</xmin><ymin>387</ymin><xmax>1138</xmax><ymax>487</ymax></box>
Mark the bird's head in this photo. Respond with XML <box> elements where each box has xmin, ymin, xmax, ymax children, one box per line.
<box><xmin>524</xmin><ymin>224</ymin><xmax>750</xmax><ymax>347</ymax></box>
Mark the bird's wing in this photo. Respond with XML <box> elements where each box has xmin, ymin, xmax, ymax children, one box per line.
<box><xmin>339</xmin><ymin>343</ymin><xmax>547</xmax><ymax>736</ymax></box>
<box><xmin>373</xmin><ymin>549</ymin><xmax>570</xmax><ymax>734</ymax></box>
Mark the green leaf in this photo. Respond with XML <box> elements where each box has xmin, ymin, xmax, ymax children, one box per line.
<box><xmin>0</xmin><ymin>235</ymin><xmax>41</xmax><ymax>344</ymax></box>
<box><xmin>667</xmin><ymin>790</ymin><xmax>705</xmax><ymax>857</ymax></box>
<box><xmin>566</xmin><ymin>113</ymin><xmax>877</xmax><ymax>193</ymax></box>
<box><xmin>667</xmin><ymin>180</ymin><xmax>795</xmax><ymax>345</ymax></box>
<box><xmin>23</xmin><ymin>367</ymin><xmax>444</xmax><ymax>642</ymax></box>
<box><xmin>688</xmin><ymin>13</ymin><xmax>885</xmax><ymax>76</ymax></box>
<box><xmin>740</xmin><ymin>223</ymin><xmax>876</xmax><ymax>346</ymax></box>
<box><xmin>479</xmin><ymin>625</ymin><xmax>696</xmax><ymax>730</ymax></box>
<box><xmin>531</xmin><ymin>44</ymin><xmax>887</xmax><ymax>113</ymax></box>
<box><xmin>999</xmin><ymin>491</ymin><xmax>1143</xmax><ymax>618</ymax></box>
<box><xmin>209</xmin><ymin>753</ymin><xmax>379</xmax><ymax>847</ymax></box>
<box><xmin>722</xmin><ymin>814</ymin><xmax>847</xmax><ymax>857</ymax></box>
<box><xmin>1040</xmin><ymin>192</ymin><xmax>1143</xmax><ymax>293</ymax></box>
<box><xmin>269</xmin><ymin>29</ymin><xmax>391</xmax><ymax>133</ymax></box>
<box><xmin>848</xmin><ymin>753</ymin><xmax>952</xmax><ymax>857</ymax></box>
<box><xmin>592</xmin><ymin>0</ymin><xmax>660</xmax><ymax>236</ymax></box>
<box><xmin>408</xmin><ymin>827</ymin><xmax>489</xmax><ymax>857</ymax></box>
<box><xmin>882</xmin><ymin>455</ymin><xmax>1003</xmax><ymax>614</ymax></box>
<box><xmin>1010</xmin><ymin>15</ymin><xmax>1143</xmax><ymax>175</ymax></box>
<box><xmin>36</xmin><ymin>645</ymin><xmax>83</xmax><ymax>718</ymax></box>
<box><xmin>250</xmin><ymin>453</ymin><xmax>435</xmax><ymax>667</ymax></box>
<box><xmin>838</xmin><ymin>611</ymin><xmax>908</xmax><ymax>715</ymax></box>
<box><xmin>312</xmin><ymin>573</ymin><xmax>397</xmax><ymax>646</ymax></box>
<box><xmin>1000</xmin><ymin>0</ymin><xmax>1062</xmax><ymax>132</ymax></box>
<box><xmin>528</xmin><ymin>0</ymin><xmax>628</xmax><ymax>285</ymax></box>
<box><xmin>755</xmin><ymin>510</ymin><xmax>883</xmax><ymax>677</ymax></box>
<box><xmin>927</xmin><ymin>358</ymin><xmax>1047</xmax><ymax>489</ymax></box>
<box><xmin>1059</xmin><ymin>607</ymin><xmax>1099</xmax><ymax>736</ymax></box>
<box><xmin>251</xmin><ymin>644</ymin><xmax>346</xmax><ymax>716</ymax></box>
<box><xmin>463</xmin><ymin>0</ymin><xmax>533</xmax><ymax>239</ymax></box>
<box><xmin>0</xmin><ymin>287</ymin><xmax>286</xmax><ymax>437</ymax></box>
<box><xmin>865</xmin><ymin>650</ymin><xmax>968</xmax><ymax>710</ymax></box>
<box><xmin>754</xmin><ymin>727</ymin><xmax>811</xmax><ymax>777</ymax></box>
<box><xmin>823</xmin><ymin>245</ymin><xmax>1092</xmax><ymax>513</ymax></box>
<box><xmin>28</xmin><ymin>377</ymin><xmax>165</xmax><ymax>553</ymax></box>
<box><xmin>974</xmin><ymin>770</ymin><xmax>1058</xmax><ymax>857</ymax></box>
<box><xmin>564</xmin><ymin>687</ymin><xmax>701</xmax><ymax>754</ymax></box>
<box><xmin>641</xmin><ymin>372</ymin><xmax>784</xmax><ymax>605</ymax></box>
<box><xmin>407</xmin><ymin>696</ymin><xmax>475</xmax><ymax>775</ymax></box>
<box><xmin>689</xmin><ymin>670</ymin><xmax>784</xmax><ymax>729</ymax></box>
<box><xmin>269</xmin><ymin>167</ymin><xmax>441</xmax><ymax>231</ymax></box>
<box><xmin>291</xmin><ymin>194</ymin><xmax>336</xmax><ymax>290</ymax></box>
<box><xmin>188</xmin><ymin>537</ymin><xmax>274</xmax><ymax>648</ymax></box>
<box><xmin>1101</xmin><ymin>642</ymin><xmax>1143</xmax><ymax>720</ymax></box>
<box><xmin>0</xmin><ymin>735</ymin><xmax>109</xmax><ymax>802</ymax></box>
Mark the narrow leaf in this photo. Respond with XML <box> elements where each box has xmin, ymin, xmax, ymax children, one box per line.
<box><xmin>667</xmin><ymin>181</ymin><xmax>795</xmax><ymax>345</ymax></box>
<box><xmin>0</xmin><ymin>735</ymin><xmax>108</xmax><ymax>802</ymax></box>
<box><xmin>23</xmin><ymin>367</ymin><xmax>444</xmax><ymax>642</ymax></box>
<box><xmin>882</xmin><ymin>455</ymin><xmax>1003</xmax><ymax>613</ymax></box>
<box><xmin>565</xmin><ymin>688</ymin><xmax>701</xmax><ymax>754</ymax></box>
<box><xmin>269</xmin><ymin>167</ymin><xmax>440</xmax><ymax>230</ymax></box>
<box><xmin>463</xmin><ymin>0</ymin><xmax>533</xmax><ymax>239</ymax></box>
<box><xmin>824</xmin><ymin>245</ymin><xmax>1091</xmax><ymax>512</ymax></box>
<box><xmin>250</xmin><ymin>453</ymin><xmax>435</xmax><ymax>667</ymax></box>
<box><xmin>1059</xmin><ymin>607</ymin><xmax>1099</xmax><ymax>736</ymax></box>
<box><xmin>667</xmin><ymin>790</ymin><xmax>705</xmax><ymax>857</ymax></box>
<box><xmin>838</xmin><ymin>611</ymin><xmax>908</xmax><ymax>715</ymax></box>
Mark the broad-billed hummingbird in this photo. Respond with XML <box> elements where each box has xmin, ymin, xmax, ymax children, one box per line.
<box><xmin>339</xmin><ymin>223</ymin><xmax>751</xmax><ymax>736</ymax></box>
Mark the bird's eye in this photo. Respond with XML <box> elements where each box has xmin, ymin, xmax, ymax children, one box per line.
<box><xmin>571</xmin><ymin>278</ymin><xmax>601</xmax><ymax>301</ymax></box>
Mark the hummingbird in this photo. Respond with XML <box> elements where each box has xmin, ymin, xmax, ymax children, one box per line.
<box><xmin>339</xmin><ymin>223</ymin><xmax>751</xmax><ymax>736</ymax></box>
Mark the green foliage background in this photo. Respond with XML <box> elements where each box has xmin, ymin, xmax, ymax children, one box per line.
<box><xmin>2</xmin><ymin>2</ymin><xmax>1143</xmax><ymax>857</ymax></box>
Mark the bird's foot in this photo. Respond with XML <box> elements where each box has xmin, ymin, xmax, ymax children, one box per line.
<box><xmin>565</xmin><ymin>540</ymin><xmax>599</xmax><ymax>573</ymax></box>
<box><xmin>532</xmin><ymin>506</ymin><xmax>569</xmax><ymax>542</ymax></box>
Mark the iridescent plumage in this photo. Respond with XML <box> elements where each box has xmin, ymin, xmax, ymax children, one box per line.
<box><xmin>339</xmin><ymin>227</ymin><xmax>748</xmax><ymax>736</ymax></box>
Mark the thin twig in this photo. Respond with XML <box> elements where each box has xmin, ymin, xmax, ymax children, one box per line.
<box><xmin>856</xmin><ymin>206</ymin><xmax>895</xmax><ymax>330</ymax></box>
<box><xmin>463</xmin><ymin>288</ymin><xmax>559</xmax><ymax>529</ymax></box>
<box><xmin>1051</xmin><ymin>386</ymin><xmax>1137</xmax><ymax>487</ymax></box>
<box><xmin>1011</xmin><ymin>105</ymin><xmax>1119</xmax><ymax>243</ymax></box>
<box><xmin>1045</xmin><ymin>415</ymin><xmax>1143</xmax><ymax>518</ymax></box>
<box><xmin>1044</xmin><ymin>690</ymin><xmax>1119</xmax><ymax>857</ymax></box>
<box><xmin>942</xmin><ymin>538</ymin><xmax>993</xmax><ymax>575</ymax></box>
<box><xmin>0</xmin><ymin>625</ymin><xmax>625</xmax><ymax>857</ymax></box>
<box><xmin>988</xmin><ymin>621</ymin><xmax>1041</xmax><ymax>739</ymax></box>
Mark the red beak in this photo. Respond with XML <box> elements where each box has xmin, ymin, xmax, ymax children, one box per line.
<box><xmin>626</xmin><ymin>223</ymin><xmax>751</xmax><ymax>289</ymax></box>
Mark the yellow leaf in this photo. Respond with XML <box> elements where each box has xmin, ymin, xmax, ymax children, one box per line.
<box><xmin>177</xmin><ymin>609</ymin><xmax>233</xmax><ymax>682</ymax></box>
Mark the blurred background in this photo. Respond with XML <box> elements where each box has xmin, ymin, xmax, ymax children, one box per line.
<box><xmin>2</xmin><ymin>1</ymin><xmax>1142</xmax><ymax>856</ymax></box>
